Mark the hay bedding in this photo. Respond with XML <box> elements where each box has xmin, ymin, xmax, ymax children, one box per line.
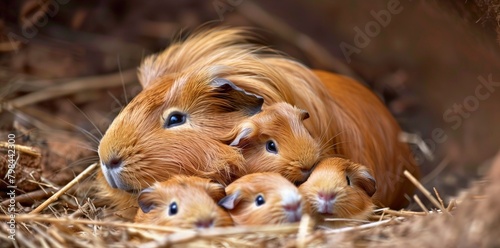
<box><xmin>1</xmin><ymin>1</ymin><xmax>499</xmax><ymax>247</ymax></box>
<box><xmin>1</xmin><ymin>132</ymin><xmax>497</xmax><ymax>248</ymax></box>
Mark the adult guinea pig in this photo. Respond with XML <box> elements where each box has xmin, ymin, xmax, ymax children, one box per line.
<box><xmin>134</xmin><ymin>176</ymin><xmax>233</xmax><ymax>229</ymax></box>
<box><xmin>299</xmin><ymin>157</ymin><xmax>375</xmax><ymax>227</ymax></box>
<box><xmin>97</xmin><ymin>129</ymin><xmax>246</xmax><ymax>220</ymax></box>
<box><xmin>222</xmin><ymin>102</ymin><xmax>321</xmax><ymax>184</ymax></box>
<box><xmin>219</xmin><ymin>172</ymin><xmax>306</xmax><ymax>225</ymax></box>
<box><xmin>98</xmin><ymin>28</ymin><xmax>418</xmax><ymax>215</ymax></box>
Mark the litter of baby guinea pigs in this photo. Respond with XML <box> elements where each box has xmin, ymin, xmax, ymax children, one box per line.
<box><xmin>133</xmin><ymin>164</ymin><xmax>378</xmax><ymax>230</ymax></box>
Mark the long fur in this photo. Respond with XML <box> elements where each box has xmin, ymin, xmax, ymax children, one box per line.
<box><xmin>97</xmin><ymin>125</ymin><xmax>246</xmax><ymax>219</ymax></box>
<box><xmin>98</xmin><ymin>28</ymin><xmax>419</xmax><ymax>219</ymax></box>
<box><xmin>139</xmin><ymin>28</ymin><xmax>419</xmax><ymax>208</ymax></box>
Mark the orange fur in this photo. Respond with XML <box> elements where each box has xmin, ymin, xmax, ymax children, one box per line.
<box><xmin>96</xmin><ymin>173</ymin><xmax>139</xmax><ymax>220</ymax></box>
<box><xmin>98</xmin><ymin>28</ymin><xmax>419</xmax><ymax>218</ymax></box>
<box><xmin>299</xmin><ymin>157</ymin><xmax>375</xmax><ymax>227</ymax></box>
<box><xmin>222</xmin><ymin>102</ymin><xmax>320</xmax><ymax>183</ymax></box>
<box><xmin>134</xmin><ymin>176</ymin><xmax>233</xmax><ymax>228</ymax></box>
<box><xmin>140</xmin><ymin>28</ymin><xmax>419</xmax><ymax>208</ymax></box>
<box><xmin>97</xmin><ymin>127</ymin><xmax>246</xmax><ymax>219</ymax></box>
<box><xmin>219</xmin><ymin>172</ymin><xmax>306</xmax><ymax>226</ymax></box>
<box><xmin>311</xmin><ymin>70</ymin><xmax>418</xmax><ymax>209</ymax></box>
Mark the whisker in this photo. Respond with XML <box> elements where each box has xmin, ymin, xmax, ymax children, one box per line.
<box><xmin>47</xmin><ymin>121</ymin><xmax>100</xmax><ymax>146</ymax></box>
<box><xmin>323</xmin><ymin>130</ymin><xmax>345</xmax><ymax>146</ymax></box>
<box><xmin>74</xmin><ymin>126</ymin><xmax>100</xmax><ymax>146</ymax></box>
<box><xmin>67</xmin><ymin>99</ymin><xmax>104</xmax><ymax>139</ymax></box>
<box><xmin>117</xmin><ymin>54</ymin><xmax>129</xmax><ymax>104</ymax></box>
<box><xmin>46</xmin><ymin>157</ymin><xmax>99</xmax><ymax>179</ymax></box>
<box><xmin>74</xmin><ymin>170</ymin><xmax>100</xmax><ymax>199</ymax></box>
<box><xmin>107</xmin><ymin>91</ymin><xmax>124</xmax><ymax>109</ymax></box>
<box><xmin>35</xmin><ymin>129</ymin><xmax>99</xmax><ymax>154</ymax></box>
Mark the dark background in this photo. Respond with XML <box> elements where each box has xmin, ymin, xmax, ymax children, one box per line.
<box><xmin>1</xmin><ymin>0</ymin><xmax>499</xmax><ymax>203</ymax></box>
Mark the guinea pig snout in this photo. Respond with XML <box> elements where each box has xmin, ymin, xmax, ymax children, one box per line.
<box><xmin>281</xmin><ymin>190</ymin><xmax>303</xmax><ymax>223</ymax></box>
<box><xmin>296</xmin><ymin>153</ymin><xmax>320</xmax><ymax>178</ymax></box>
<box><xmin>300</xmin><ymin>167</ymin><xmax>312</xmax><ymax>178</ymax></box>
<box><xmin>283</xmin><ymin>202</ymin><xmax>303</xmax><ymax>223</ymax></box>
<box><xmin>99</xmin><ymin>155</ymin><xmax>133</xmax><ymax>191</ymax></box>
<box><xmin>317</xmin><ymin>191</ymin><xmax>337</xmax><ymax>214</ymax></box>
<box><xmin>195</xmin><ymin>218</ymin><xmax>215</xmax><ymax>229</ymax></box>
<box><xmin>102</xmin><ymin>156</ymin><xmax>123</xmax><ymax>169</ymax></box>
<box><xmin>283</xmin><ymin>201</ymin><xmax>301</xmax><ymax>212</ymax></box>
<box><xmin>318</xmin><ymin>192</ymin><xmax>336</xmax><ymax>201</ymax></box>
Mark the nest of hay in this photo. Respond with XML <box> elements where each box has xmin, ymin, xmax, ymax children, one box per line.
<box><xmin>1</xmin><ymin>142</ymin><xmax>497</xmax><ymax>248</ymax></box>
<box><xmin>2</xmin><ymin>1</ymin><xmax>500</xmax><ymax>247</ymax></box>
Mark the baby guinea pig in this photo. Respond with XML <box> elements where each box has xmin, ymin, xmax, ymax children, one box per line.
<box><xmin>134</xmin><ymin>175</ymin><xmax>233</xmax><ymax>229</ymax></box>
<box><xmin>219</xmin><ymin>172</ymin><xmax>306</xmax><ymax>225</ymax></box>
<box><xmin>222</xmin><ymin>102</ymin><xmax>321</xmax><ymax>184</ymax></box>
<box><xmin>298</xmin><ymin>157</ymin><xmax>376</xmax><ymax>227</ymax></box>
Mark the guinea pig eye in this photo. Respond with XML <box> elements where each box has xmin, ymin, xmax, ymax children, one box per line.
<box><xmin>255</xmin><ymin>195</ymin><xmax>265</xmax><ymax>206</ymax></box>
<box><xmin>346</xmin><ymin>175</ymin><xmax>351</xmax><ymax>186</ymax></box>
<box><xmin>265</xmin><ymin>140</ymin><xmax>278</xmax><ymax>154</ymax></box>
<box><xmin>164</xmin><ymin>111</ymin><xmax>186</xmax><ymax>128</ymax></box>
<box><xmin>168</xmin><ymin>202</ymin><xmax>178</xmax><ymax>216</ymax></box>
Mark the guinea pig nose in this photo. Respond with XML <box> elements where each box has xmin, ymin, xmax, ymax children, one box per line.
<box><xmin>300</xmin><ymin>168</ymin><xmax>311</xmax><ymax>176</ymax></box>
<box><xmin>195</xmin><ymin>219</ymin><xmax>214</xmax><ymax>229</ymax></box>
<box><xmin>318</xmin><ymin>192</ymin><xmax>336</xmax><ymax>201</ymax></box>
<box><xmin>104</xmin><ymin>156</ymin><xmax>123</xmax><ymax>169</ymax></box>
<box><xmin>283</xmin><ymin>201</ymin><xmax>301</xmax><ymax>212</ymax></box>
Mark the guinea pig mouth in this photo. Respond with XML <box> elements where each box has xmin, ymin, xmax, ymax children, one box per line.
<box><xmin>294</xmin><ymin>180</ymin><xmax>305</xmax><ymax>187</ymax></box>
<box><xmin>293</xmin><ymin>173</ymin><xmax>310</xmax><ymax>186</ymax></box>
<box><xmin>317</xmin><ymin>201</ymin><xmax>336</xmax><ymax>215</ymax></box>
<box><xmin>101</xmin><ymin>164</ymin><xmax>135</xmax><ymax>192</ymax></box>
<box><xmin>285</xmin><ymin>211</ymin><xmax>302</xmax><ymax>223</ymax></box>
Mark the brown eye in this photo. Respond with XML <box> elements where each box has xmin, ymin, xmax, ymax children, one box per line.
<box><xmin>346</xmin><ymin>175</ymin><xmax>351</xmax><ymax>186</ymax></box>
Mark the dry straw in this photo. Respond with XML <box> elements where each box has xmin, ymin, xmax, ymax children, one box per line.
<box><xmin>0</xmin><ymin>161</ymin><xmax>458</xmax><ymax>247</ymax></box>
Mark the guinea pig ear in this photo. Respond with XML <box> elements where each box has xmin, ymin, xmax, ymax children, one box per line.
<box><xmin>218</xmin><ymin>190</ymin><xmax>241</xmax><ymax>210</ymax></box>
<box><xmin>137</xmin><ymin>187</ymin><xmax>157</xmax><ymax>213</ymax></box>
<box><xmin>299</xmin><ymin>109</ymin><xmax>310</xmax><ymax>121</ymax></box>
<box><xmin>138</xmin><ymin>54</ymin><xmax>167</xmax><ymax>89</ymax></box>
<box><xmin>210</xmin><ymin>78</ymin><xmax>264</xmax><ymax>116</ymax></box>
<box><xmin>204</xmin><ymin>182</ymin><xmax>227</xmax><ymax>202</ymax></box>
<box><xmin>346</xmin><ymin>164</ymin><xmax>377</xmax><ymax>197</ymax></box>
<box><xmin>228</xmin><ymin>123</ymin><xmax>257</xmax><ymax>147</ymax></box>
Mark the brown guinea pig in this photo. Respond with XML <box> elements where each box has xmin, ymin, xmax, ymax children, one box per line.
<box><xmin>97</xmin><ymin>129</ymin><xmax>246</xmax><ymax>220</ymax></box>
<box><xmin>134</xmin><ymin>175</ymin><xmax>233</xmax><ymax>229</ymax></box>
<box><xmin>299</xmin><ymin>157</ymin><xmax>376</xmax><ymax>227</ymax></box>
<box><xmin>219</xmin><ymin>172</ymin><xmax>306</xmax><ymax>225</ymax></box>
<box><xmin>98</xmin><ymin>27</ymin><xmax>418</xmax><ymax>218</ymax></box>
<box><xmin>138</xmin><ymin>28</ymin><xmax>419</xmax><ymax>209</ymax></box>
<box><xmin>222</xmin><ymin>102</ymin><xmax>321</xmax><ymax>184</ymax></box>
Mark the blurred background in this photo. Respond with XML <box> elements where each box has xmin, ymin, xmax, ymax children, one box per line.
<box><xmin>1</xmin><ymin>0</ymin><xmax>499</xmax><ymax>204</ymax></box>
